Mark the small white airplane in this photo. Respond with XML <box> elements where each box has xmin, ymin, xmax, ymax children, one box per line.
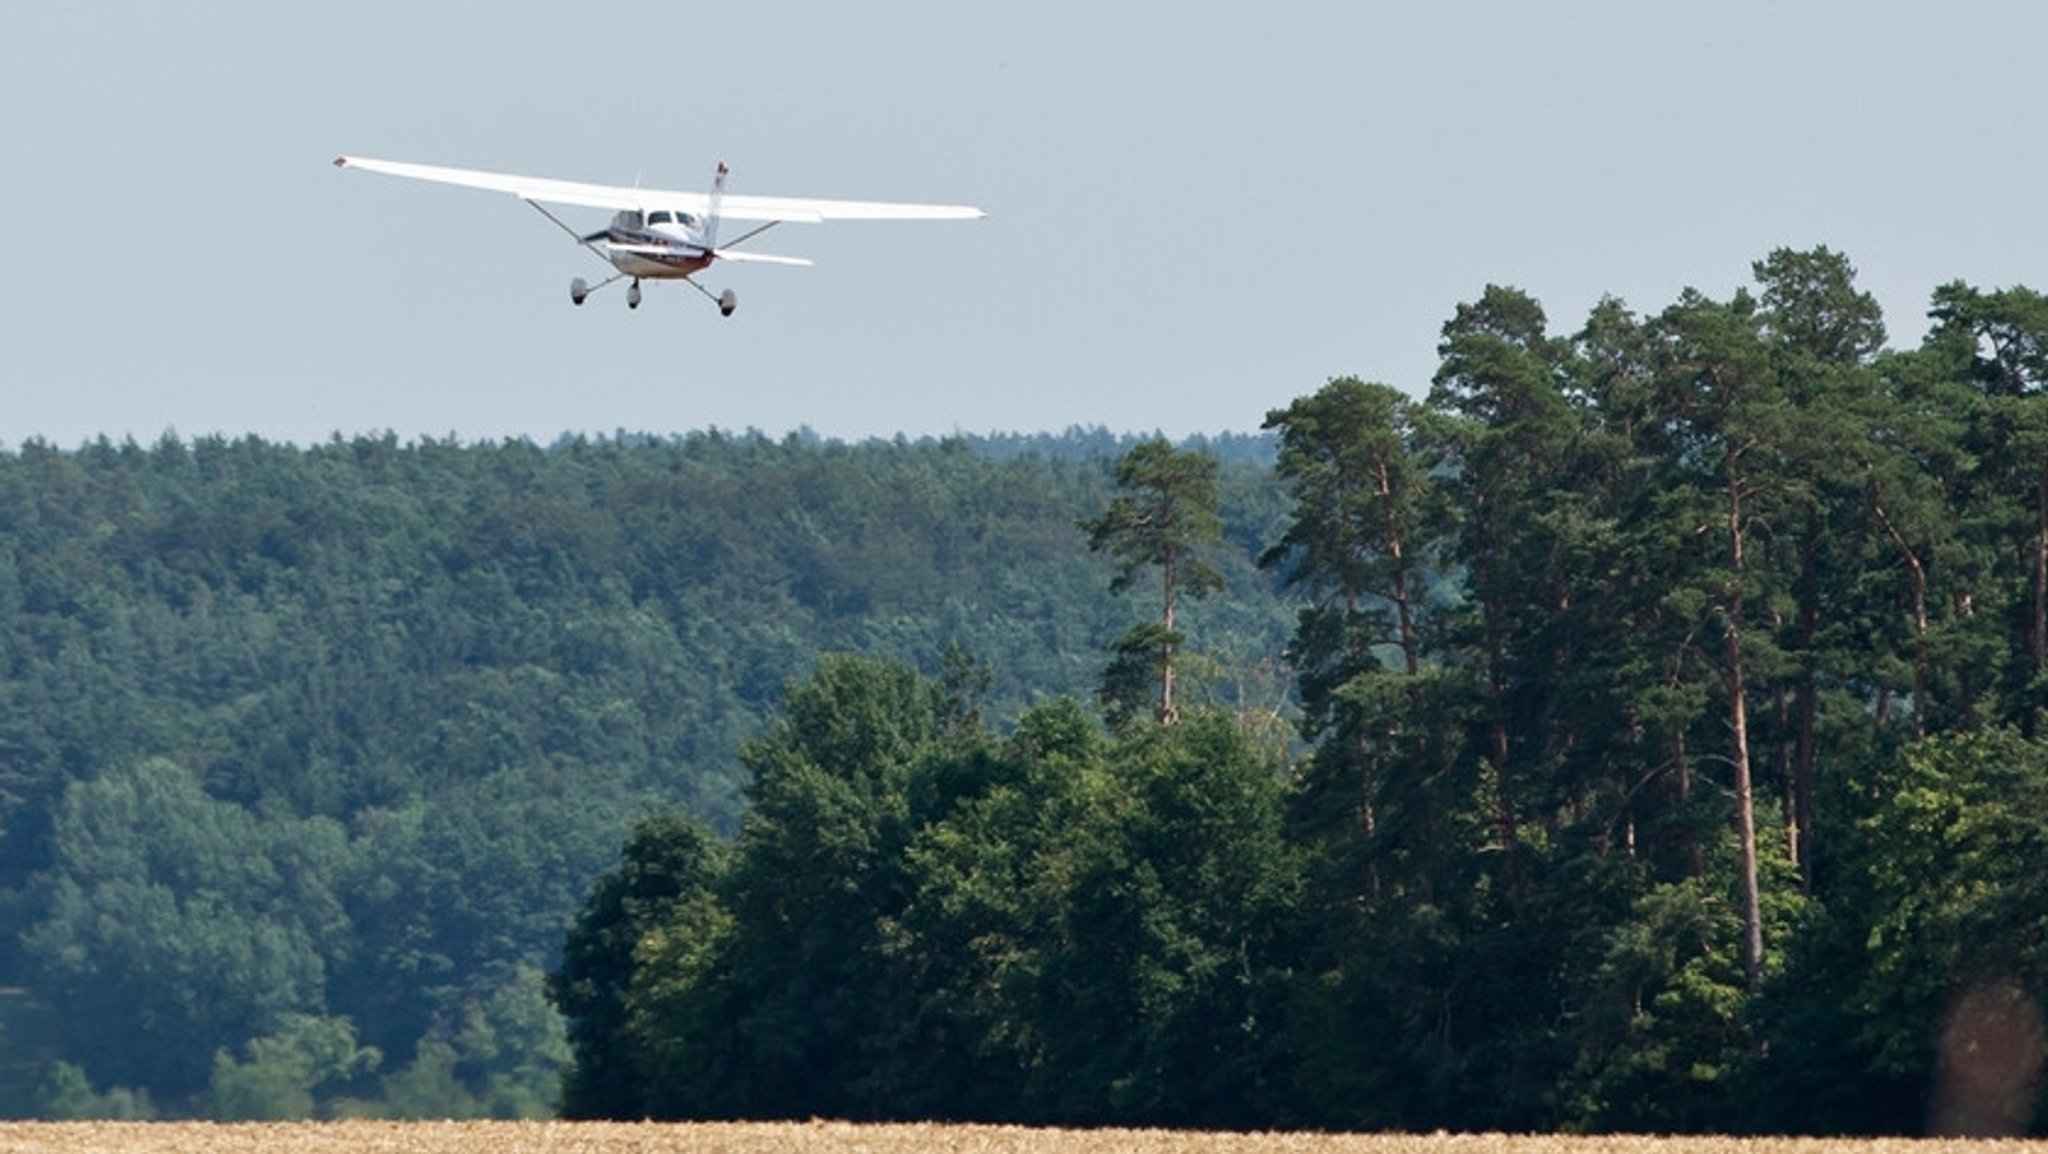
<box><xmin>334</xmin><ymin>155</ymin><xmax>985</xmax><ymax>316</ymax></box>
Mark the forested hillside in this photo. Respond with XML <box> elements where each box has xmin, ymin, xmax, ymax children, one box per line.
<box><xmin>0</xmin><ymin>428</ymin><xmax>1295</xmax><ymax>1118</ymax></box>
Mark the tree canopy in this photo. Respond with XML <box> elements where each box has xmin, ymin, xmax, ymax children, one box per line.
<box><xmin>558</xmin><ymin>251</ymin><xmax>2048</xmax><ymax>1135</ymax></box>
<box><xmin>0</xmin><ymin>428</ymin><xmax>1293</xmax><ymax>1118</ymax></box>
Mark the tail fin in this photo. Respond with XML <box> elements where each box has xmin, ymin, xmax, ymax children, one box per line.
<box><xmin>704</xmin><ymin>160</ymin><xmax>728</xmax><ymax>249</ymax></box>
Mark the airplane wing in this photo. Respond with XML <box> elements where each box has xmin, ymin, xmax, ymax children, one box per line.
<box><xmin>333</xmin><ymin>156</ymin><xmax>985</xmax><ymax>223</ymax></box>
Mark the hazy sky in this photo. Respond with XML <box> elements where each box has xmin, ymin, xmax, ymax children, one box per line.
<box><xmin>3</xmin><ymin>3</ymin><xmax>2043</xmax><ymax>448</ymax></box>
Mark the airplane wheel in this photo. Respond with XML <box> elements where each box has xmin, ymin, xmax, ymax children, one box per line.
<box><xmin>570</xmin><ymin>277</ymin><xmax>588</xmax><ymax>307</ymax></box>
<box><xmin>627</xmin><ymin>282</ymin><xmax>642</xmax><ymax>310</ymax></box>
<box><xmin>718</xmin><ymin>289</ymin><xmax>737</xmax><ymax>318</ymax></box>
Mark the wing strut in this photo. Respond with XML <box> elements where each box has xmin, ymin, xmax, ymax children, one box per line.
<box><xmin>718</xmin><ymin>220</ymin><xmax>783</xmax><ymax>251</ymax></box>
<box><xmin>525</xmin><ymin>200</ymin><xmax>615</xmax><ymax>269</ymax></box>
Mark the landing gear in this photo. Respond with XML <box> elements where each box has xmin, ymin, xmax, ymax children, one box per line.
<box><xmin>563</xmin><ymin>272</ymin><xmax>733</xmax><ymax>315</ymax></box>
<box><xmin>569</xmin><ymin>272</ymin><xmax>625</xmax><ymax>306</ymax></box>
<box><xmin>686</xmin><ymin>278</ymin><xmax>737</xmax><ymax>317</ymax></box>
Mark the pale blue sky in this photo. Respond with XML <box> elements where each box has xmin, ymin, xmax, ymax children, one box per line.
<box><xmin>3</xmin><ymin>3</ymin><xmax>2043</xmax><ymax>447</ymax></box>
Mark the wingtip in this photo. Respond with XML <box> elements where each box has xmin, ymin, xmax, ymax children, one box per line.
<box><xmin>333</xmin><ymin>155</ymin><xmax>350</xmax><ymax>168</ymax></box>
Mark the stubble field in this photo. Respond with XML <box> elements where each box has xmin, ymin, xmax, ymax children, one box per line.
<box><xmin>0</xmin><ymin>1122</ymin><xmax>2038</xmax><ymax>1154</ymax></box>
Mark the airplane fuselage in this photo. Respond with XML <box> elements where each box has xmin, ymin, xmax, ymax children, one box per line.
<box><xmin>606</xmin><ymin>244</ymin><xmax>713</xmax><ymax>279</ymax></box>
<box><xmin>583</xmin><ymin>209</ymin><xmax>715</xmax><ymax>279</ymax></box>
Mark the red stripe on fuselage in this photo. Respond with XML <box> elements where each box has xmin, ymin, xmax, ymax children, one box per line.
<box><xmin>602</xmin><ymin>231</ymin><xmax>714</xmax><ymax>279</ymax></box>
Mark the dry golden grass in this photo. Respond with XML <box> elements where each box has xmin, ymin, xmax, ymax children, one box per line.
<box><xmin>0</xmin><ymin>1122</ymin><xmax>2042</xmax><ymax>1154</ymax></box>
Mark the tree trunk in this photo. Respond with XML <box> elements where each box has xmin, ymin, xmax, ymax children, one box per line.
<box><xmin>2033</xmin><ymin>456</ymin><xmax>2048</xmax><ymax>735</ymax></box>
<box><xmin>1726</xmin><ymin>472</ymin><xmax>1765</xmax><ymax>988</ymax></box>
<box><xmin>1380</xmin><ymin>459</ymin><xmax>1421</xmax><ymax>677</ymax></box>
<box><xmin>1792</xmin><ymin>521</ymin><xmax>1820</xmax><ymax>893</ymax></box>
<box><xmin>1159</xmin><ymin>553</ymin><xmax>1178</xmax><ymax>724</ymax></box>
<box><xmin>1728</xmin><ymin>650</ymin><xmax>1764</xmax><ymax>988</ymax></box>
<box><xmin>1870</xmin><ymin>491</ymin><xmax>1929</xmax><ymax>741</ymax></box>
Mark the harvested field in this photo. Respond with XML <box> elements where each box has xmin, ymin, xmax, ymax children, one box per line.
<box><xmin>0</xmin><ymin>1122</ymin><xmax>2038</xmax><ymax>1154</ymax></box>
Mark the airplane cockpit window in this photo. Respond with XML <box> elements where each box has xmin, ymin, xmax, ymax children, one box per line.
<box><xmin>679</xmin><ymin>213</ymin><xmax>699</xmax><ymax>229</ymax></box>
<box><xmin>648</xmin><ymin>210</ymin><xmax>673</xmax><ymax>226</ymax></box>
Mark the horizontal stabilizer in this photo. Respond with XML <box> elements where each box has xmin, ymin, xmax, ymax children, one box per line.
<box><xmin>712</xmin><ymin>249</ymin><xmax>814</xmax><ymax>268</ymax></box>
<box><xmin>599</xmin><ymin>241</ymin><xmax>812</xmax><ymax>268</ymax></box>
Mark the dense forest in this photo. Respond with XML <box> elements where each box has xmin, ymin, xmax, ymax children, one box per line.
<box><xmin>8</xmin><ymin>246</ymin><xmax>2048</xmax><ymax>1134</ymax></box>
<box><xmin>0</xmin><ymin>426</ymin><xmax>1295</xmax><ymax>1118</ymax></box>
<box><xmin>550</xmin><ymin>249</ymin><xmax>2048</xmax><ymax>1136</ymax></box>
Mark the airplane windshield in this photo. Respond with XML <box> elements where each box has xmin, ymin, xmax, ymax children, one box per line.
<box><xmin>648</xmin><ymin>211</ymin><xmax>673</xmax><ymax>225</ymax></box>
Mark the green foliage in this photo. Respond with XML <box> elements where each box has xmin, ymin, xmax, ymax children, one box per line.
<box><xmin>204</xmin><ymin>1014</ymin><xmax>380</xmax><ymax>1121</ymax></box>
<box><xmin>1051</xmin><ymin>711</ymin><xmax>1303</xmax><ymax>1126</ymax></box>
<box><xmin>685</xmin><ymin>655</ymin><xmax>949</xmax><ymax>1118</ymax></box>
<box><xmin>1565</xmin><ymin>877</ymin><xmax>1761</xmax><ymax>1131</ymax></box>
<box><xmin>1855</xmin><ymin>731</ymin><xmax>2048</xmax><ymax>1080</ymax></box>
<box><xmin>1081</xmin><ymin>439</ymin><xmax>1227</xmax><ymax>603</ymax></box>
<box><xmin>564</xmin><ymin>658</ymin><xmax>1303</xmax><ymax>1127</ymax></box>
<box><xmin>548</xmin><ymin>252</ymin><xmax>2048</xmax><ymax>1134</ymax></box>
<box><xmin>1250</xmin><ymin>252</ymin><xmax>2048</xmax><ymax>1133</ymax></box>
<box><xmin>17</xmin><ymin>253</ymin><xmax>2048</xmax><ymax>1134</ymax></box>
<box><xmin>377</xmin><ymin>1039</ymin><xmax>477</xmax><ymax>1120</ymax></box>
<box><xmin>1082</xmin><ymin>439</ymin><xmax>1230</xmax><ymax>724</ymax></box>
<box><xmin>33</xmin><ymin>1062</ymin><xmax>155</xmax><ymax>1120</ymax></box>
<box><xmin>21</xmin><ymin>758</ymin><xmax>349</xmax><ymax>1099</ymax></box>
<box><xmin>378</xmin><ymin>966</ymin><xmax>566</xmax><ymax>1120</ymax></box>
<box><xmin>1096</xmin><ymin>621</ymin><xmax>1180</xmax><ymax>730</ymax></box>
<box><xmin>552</xmin><ymin>812</ymin><xmax>727</xmax><ymax>1119</ymax></box>
<box><xmin>0</xmin><ymin>429</ymin><xmax>1295</xmax><ymax>1118</ymax></box>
